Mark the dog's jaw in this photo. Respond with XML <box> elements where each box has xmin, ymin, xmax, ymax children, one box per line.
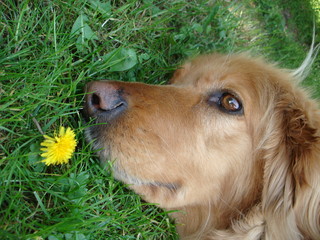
<box><xmin>86</xmin><ymin>126</ymin><xmax>183</xmax><ymax>206</ymax></box>
<box><xmin>112</xmin><ymin>163</ymin><xmax>180</xmax><ymax>191</ymax></box>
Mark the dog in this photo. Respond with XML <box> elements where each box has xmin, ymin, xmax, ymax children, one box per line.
<box><xmin>83</xmin><ymin>52</ymin><xmax>320</xmax><ymax>239</ymax></box>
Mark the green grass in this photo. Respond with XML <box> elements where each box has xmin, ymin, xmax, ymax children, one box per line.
<box><xmin>0</xmin><ymin>0</ymin><xmax>319</xmax><ymax>239</ymax></box>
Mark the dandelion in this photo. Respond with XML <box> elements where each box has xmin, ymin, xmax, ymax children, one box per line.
<box><xmin>40</xmin><ymin>126</ymin><xmax>77</xmax><ymax>166</ymax></box>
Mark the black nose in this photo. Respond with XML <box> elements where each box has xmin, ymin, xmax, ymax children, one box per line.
<box><xmin>84</xmin><ymin>81</ymin><xmax>127</xmax><ymax>121</ymax></box>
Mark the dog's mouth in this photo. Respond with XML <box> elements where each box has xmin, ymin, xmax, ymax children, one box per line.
<box><xmin>85</xmin><ymin>126</ymin><xmax>181</xmax><ymax>192</ymax></box>
<box><xmin>112</xmin><ymin>164</ymin><xmax>180</xmax><ymax>191</ymax></box>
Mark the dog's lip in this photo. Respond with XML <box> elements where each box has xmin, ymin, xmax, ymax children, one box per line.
<box><xmin>149</xmin><ymin>181</ymin><xmax>180</xmax><ymax>191</ymax></box>
<box><xmin>113</xmin><ymin>166</ymin><xmax>180</xmax><ymax>191</ymax></box>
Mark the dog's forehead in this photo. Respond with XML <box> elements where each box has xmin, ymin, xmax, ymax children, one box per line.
<box><xmin>176</xmin><ymin>58</ymin><xmax>256</xmax><ymax>92</ymax></box>
<box><xmin>191</xmin><ymin>54</ymin><xmax>279</xmax><ymax>89</ymax></box>
<box><xmin>175</xmin><ymin>55</ymin><xmax>241</xmax><ymax>83</ymax></box>
<box><xmin>171</xmin><ymin>54</ymin><xmax>279</xmax><ymax>117</ymax></box>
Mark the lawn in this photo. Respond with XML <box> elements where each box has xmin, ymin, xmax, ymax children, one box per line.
<box><xmin>0</xmin><ymin>0</ymin><xmax>319</xmax><ymax>239</ymax></box>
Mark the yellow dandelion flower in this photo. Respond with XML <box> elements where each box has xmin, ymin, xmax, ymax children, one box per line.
<box><xmin>40</xmin><ymin>126</ymin><xmax>77</xmax><ymax>166</ymax></box>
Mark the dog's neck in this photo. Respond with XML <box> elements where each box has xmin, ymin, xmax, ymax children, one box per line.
<box><xmin>169</xmin><ymin>201</ymin><xmax>263</xmax><ymax>239</ymax></box>
<box><xmin>168</xmin><ymin>162</ymin><xmax>264</xmax><ymax>239</ymax></box>
<box><xmin>169</xmin><ymin>184</ymin><xmax>263</xmax><ymax>239</ymax></box>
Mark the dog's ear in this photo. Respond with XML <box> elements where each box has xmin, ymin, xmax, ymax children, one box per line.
<box><xmin>169</xmin><ymin>62</ymin><xmax>191</xmax><ymax>84</ymax></box>
<box><xmin>261</xmin><ymin>91</ymin><xmax>320</xmax><ymax>238</ymax></box>
<box><xmin>281</xmin><ymin>103</ymin><xmax>318</xmax><ymax>179</ymax></box>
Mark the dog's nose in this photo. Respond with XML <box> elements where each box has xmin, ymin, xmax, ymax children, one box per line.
<box><xmin>84</xmin><ymin>81</ymin><xmax>127</xmax><ymax>121</ymax></box>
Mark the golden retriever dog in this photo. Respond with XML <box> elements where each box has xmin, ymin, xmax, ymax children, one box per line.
<box><xmin>83</xmin><ymin>52</ymin><xmax>320</xmax><ymax>239</ymax></box>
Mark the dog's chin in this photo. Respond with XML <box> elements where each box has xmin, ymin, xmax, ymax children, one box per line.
<box><xmin>112</xmin><ymin>165</ymin><xmax>181</xmax><ymax>208</ymax></box>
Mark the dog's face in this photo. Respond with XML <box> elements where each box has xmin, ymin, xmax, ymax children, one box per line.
<box><xmin>83</xmin><ymin>53</ymin><xmax>317</xmax><ymax>210</ymax></box>
<box><xmin>84</xmin><ymin>54</ymin><xmax>268</xmax><ymax>208</ymax></box>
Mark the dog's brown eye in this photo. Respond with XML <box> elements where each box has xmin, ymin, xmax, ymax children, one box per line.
<box><xmin>221</xmin><ymin>93</ymin><xmax>241</xmax><ymax>112</ymax></box>
<box><xmin>208</xmin><ymin>91</ymin><xmax>243</xmax><ymax>115</ymax></box>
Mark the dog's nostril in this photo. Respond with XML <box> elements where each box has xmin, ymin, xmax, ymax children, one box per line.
<box><xmin>88</xmin><ymin>89</ymin><xmax>127</xmax><ymax>119</ymax></box>
<box><xmin>91</xmin><ymin>93</ymin><xmax>101</xmax><ymax>109</ymax></box>
<box><xmin>85</xmin><ymin>82</ymin><xmax>128</xmax><ymax>121</ymax></box>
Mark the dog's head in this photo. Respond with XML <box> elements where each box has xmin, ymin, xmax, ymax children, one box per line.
<box><xmin>83</xmin><ymin>53</ymin><xmax>320</xmax><ymax>237</ymax></box>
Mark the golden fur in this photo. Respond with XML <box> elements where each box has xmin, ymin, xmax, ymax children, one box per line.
<box><xmin>84</xmin><ymin>53</ymin><xmax>320</xmax><ymax>239</ymax></box>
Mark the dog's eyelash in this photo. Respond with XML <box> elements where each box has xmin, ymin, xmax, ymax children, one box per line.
<box><xmin>207</xmin><ymin>91</ymin><xmax>243</xmax><ymax>115</ymax></box>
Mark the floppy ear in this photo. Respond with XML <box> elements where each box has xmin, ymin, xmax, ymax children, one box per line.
<box><xmin>261</xmin><ymin>91</ymin><xmax>320</xmax><ymax>239</ymax></box>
